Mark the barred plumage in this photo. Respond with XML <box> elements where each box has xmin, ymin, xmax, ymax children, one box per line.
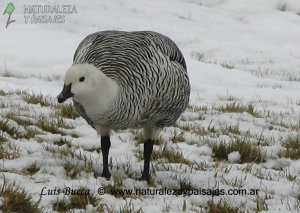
<box><xmin>73</xmin><ymin>31</ymin><xmax>190</xmax><ymax>130</ymax></box>
<box><xmin>58</xmin><ymin>30</ymin><xmax>190</xmax><ymax>182</ymax></box>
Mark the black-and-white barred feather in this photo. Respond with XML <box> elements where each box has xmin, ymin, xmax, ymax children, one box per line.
<box><xmin>73</xmin><ymin>31</ymin><xmax>190</xmax><ymax>130</ymax></box>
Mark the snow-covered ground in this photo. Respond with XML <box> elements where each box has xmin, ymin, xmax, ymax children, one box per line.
<box><xmin>1</xmin><ymin>0</ymin><xmax>300</xmax><ymax>212</ymax></box>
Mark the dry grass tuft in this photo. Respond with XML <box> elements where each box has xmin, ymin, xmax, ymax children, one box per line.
<box><xmin>279</xmin><ymin>135</ymin><xmax>300</xmax><ymax>160</ymax></box>
<box><xmin>214</xmin><ymin>102</ymin><xmax>259</xmax><ymax>117</ymax></box>
<box><xmin>0</xmin><ymin>178</ymin><xmax>42</xmax><ymax>213</ymax></box>
<box><xmin>211</xmin><ymin>138</ymin><xmax>265</xmax><ymax>163</ymax></box>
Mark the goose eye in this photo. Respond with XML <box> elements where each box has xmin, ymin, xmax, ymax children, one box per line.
<box><xmin>79</xmin><ymin>77</ymin><xmax>85</xmax><ymax>82</ymax></box>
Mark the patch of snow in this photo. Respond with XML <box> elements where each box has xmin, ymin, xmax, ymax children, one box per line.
<box><xmin>228</xmin><ymin>151</ymin><xmax>241</xmax><ymax>163</ymax></box>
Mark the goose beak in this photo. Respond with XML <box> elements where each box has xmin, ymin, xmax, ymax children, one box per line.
<box><xmin>57</xmin><ymin>83</ymin><xmax>74</xmax><ymax>103</ymax></box>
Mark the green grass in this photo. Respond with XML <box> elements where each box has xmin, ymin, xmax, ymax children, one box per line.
<box><xmin>103</xmin><ymin>178</ymin><xmax>123</xmax><ymax>198</ymax></box>
<box><xmin>22</xmin><ymin>92</ymin><xmax>52</xmax><ymax>107</ymax></box>
<box><xmin>134</xmin><ymin>131</ymin><xmax>144</xmax><ymax>145</ymax></box>
<box><xmin>1</xmin><ymin>114</ymin><xmax>43</xmax><ymax>140</ymax></box>
<box><xmin>119</xmin><ymin>200</ymin><xmax>143</xmax><ymax>213</ymax></box>
<box><xmin>132</xmin><ymin>130</ymin><xmax>164</xmax><ymax>146</ymax></box>
<box><xmin>52</xmin><ymin>198</ymin><xmax>70</xmax><ymax>212</ymax></box>
<box><xmin>211</xmin><ymin>138</ymin><xmax>265</xmax><ymax>163</ymax></box>
<box><xmin>4</xmin><ymin>91</ymin><xmax>80</xmax><ymax>120</ymax></box>
<box><xmin>255</xmin><ymin>196</ymin><xmax>268</xmax><ymax>212</ymax></box>
<box><xmin>0</xmin><ymin>133</ymin><xmax>6</xmax><ymax>142</ymax></box>
<box><xmin>220</xmin><ymin>96</ymin><xmax>237</xmax><ymax>101</ymax></box>
<box><xmin>103</xmin><ymin>178</ymin><xmax>138</xmax><ymax>199</ymax></box>
<box><xmin>134</xmin><ymin>144</ymin><xmax>190</xmax><ymax>165</ymax></box>
<box><xmin>270</xmin><ymin>119</ymin><xmax>300</xmax><ymax>131</ymax></box>
<box><xmin>207</xmin><ymin>200</ymin><xmax>242</xmax><ymax>213</ymax></box>
<box><xmin>188</xmin><ymin>104</ymin><xmax>208</xmax><ymax>112</ymax></box>
<box><xmin>0</xmin><ymin>89</ymin><xmax>8</xmax><ymax>96</ymax></box>
<box><xmin>220</xmin><ymin>124</ymin><xmax>240</xmax><ymax>135</ymax></box>
<box><xmin>191</xmin><ymin>51</ymin><xmax>205</xmax><ymax>62</ymax></box>
<box><xmin>23</xmin><ymin>128</ymin><xmax>40</xmax><ymax>139</ymax></box>
<box><xmin>280</xmin><ymin>135</ymin><xmax>300</xmax><ymax>160</ymax></box>
<box><xmin>4</xmin><ymin>113</ymin><xmax>41</xmax><ymax>140</ymax></box>
<box><xmin>25</xmin><ymin>163</ymin><xmax>40</xmax><ymax>175</ymax></box>
<box><xmin>170</xmin><ymin>129</ymin><xmax>185</xmax><ymax>143</ymax></box>
<box><xmin>1</xmin><ymin>92</ymin><xmax>79</xmax><ymax>139</ymax></box>
<box><xmin>151</xmin><ymin>145</ymin><xmax>190</xmax><ymax>165</ymax></box>
<box><xmin>17</xmin><ymin>90</ymin><xmax>80</xmax><ymax>120</ymax></box>
<box><xmin>56</xmin><ymin>103</ymin><xmax>79</xmax><ymax>119</ymax></box>
<box><xmin>0</xmin><ymin>143</ymin><xmax>20</xmax><ymax>159</ymax></box>
<box><xmin>192</xmin><ymin>126</ymin><xmax>209</xmax><ymax>136</ymax></box>
<box><xmin>0</xmin><ymin>178</ymin><xmax>42</xmax><ymax>213</ymax></box>
<box><xmin>85</xmin><ymin>146</ymin><xmax>101</xmax><ymax>153</ymax></box>
<box><xmin>45</xmin><ymin>118</ymin><xmax>77</xmax><ymax>137</ymax></box>
<box><xmin>0</xmin><ymin>131</ymin><xmax>20</xmax><ymax>159</ymax></box>
<box><xmin>221</xmin><ymin>62</ymin><xmax>235</xmax><ymax>69</ymax></box>
<box><xmin>53</xmin><ymin>187</ymin><xmax>100</xmax><ymax>212</ymax></box>
<box><xmin>0</xmin><ymin>70</ymin><xmax>17</xmax><ymax>78</ymax></box>
<box><xmin>277</xmin><ymin>3</ymin><xmax>287</xmax><ymax>11</ymax></box>
<box><xmin>69</xmin><ymin>188</ymin><xmax>100</xmax><ymax>209</ymax></box>
<box><xmin>53</xmin><ymin>138</ymin><xmax>71</xmax><ymax>147</ymax></box>
<box><xmin>63</xmin><ymin>161</ymin><xmax>85</xmax><ymax>179</ymax></box>
<box><xmin>5</xmin><ymin>112</ymin><xmax>35</xmax><ymax>126</ymax></box>
<box><xmin>214</xmin><ymin>102</ymin><xmax>259</xmax><ymax>117</ymax></box>
<box><xmin>0</xmin><ymin>119</ymin><xmax>23</xmax><ymax>139</ymax></box>
<box><xmin>1</xmin><ymin>88</ymin><xmax>299</xmax><ymax>211</ymax></box>
<box><xmin>0</xmin><ymin>101</ymin><xmax>7</xmax><ymax>108</ymax></box>
<box><xmin>63</xmin><ymin>158</ymin><xmax>94</xmax><ymax>179</ymax></box>
<box><xmin>36</xmin><ymin>117</ymin><xmax>73</xmax><ymax>135</ymax></box>
<box><xmin>174</xmin><ymin>176</ymin><xmax>194</xmax><ymax>193</ymax></box>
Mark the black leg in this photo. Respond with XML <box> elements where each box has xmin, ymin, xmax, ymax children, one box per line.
<box><xmin>101</xmin><ymin>136</ymin><xmax>111</xmax><ymax>178</ymax></box>
<box><xmin>139</xmin><ymin>139</ymin><xmax>154</xmax><ymax>183</ymax></box>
